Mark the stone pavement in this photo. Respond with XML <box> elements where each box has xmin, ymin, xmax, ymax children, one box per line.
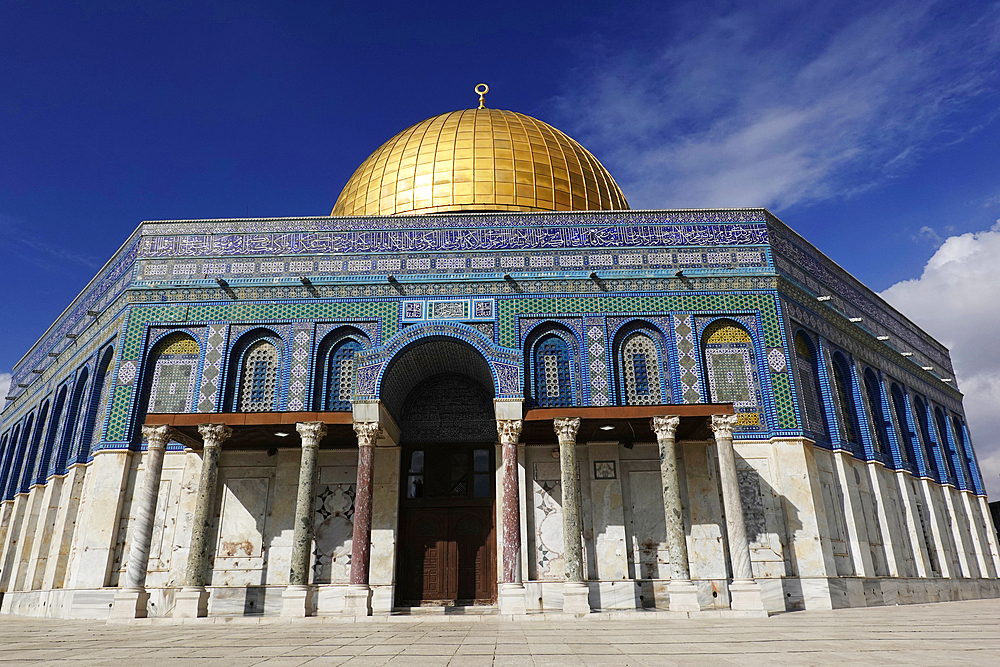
<box><xmin>0</xmin><ymin>598</ymin><xmax>998</xmax><ymax>666</ymax></box>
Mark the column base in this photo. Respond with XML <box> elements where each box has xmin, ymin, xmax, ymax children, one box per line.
<box><xmin>343</xmin><ymin>584</ymin><xmax>372</xmax><ymax>617</ymax></box>
<box><xmin>174</xmin><ymin>586</ymin><xmax>209</xmax><ymax>618</ymax></box>
<box><xmin>562</xmin><ymin>582</ymin><xmax>591</xmax><ymax>615</ymax></box>
<box><xmin>728</xmin><ymin>579</ymin><xmax>766</xmax><ymax>614</ymax></box>
<box><xmin>667</xmin><ymin>580</ymin><xmax>701</xmax><ymax>612</ymax></box>
<box><xmin>280</xmin><ymin>585</ymin><xmax>314</xmax><ymax>617</ymax></box>
<box><xmin>499</xmin><ymin>583</ymin><xmax>527</xmax><ymax>615</ymax></box>
<box><xmin>109</xmin><ymin>587</ymin><xmax>150</xmax><ymax>619</ymax></box>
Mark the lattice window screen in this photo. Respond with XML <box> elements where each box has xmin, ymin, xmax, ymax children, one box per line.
<box><xmin>534</xmin><ymin>335</ymin><xmax>572</xmax><ymax>407</ymax></box>
<box><xmin>622</xmin><ymin>333</ymin><xmax>662</xmax><ymax>405</ymax></box>
<box><xmin>325</xmin><ymin>339</ymin><xmax>362</xmax><ymax>411</ymax></box>
<box><xmin>238</xmin><ymin>340</ymin><xmax>279</xmax><ymax>412</ymax></box>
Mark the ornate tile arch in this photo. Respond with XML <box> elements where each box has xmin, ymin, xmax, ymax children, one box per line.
<box><xmin>353</xmin><ymin>321</ymin><xmax>523</xmax><ymax>402</ymax></box>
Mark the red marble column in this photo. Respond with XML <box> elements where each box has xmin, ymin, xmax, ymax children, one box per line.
<box><xmin>497</xmin><ymin>419</ymin><xmax>523</xmax><ymax>584</ymax></box>
<box><xmin>350</xmin><ymin>422</ymin><xmax>381</xmax><ymax>586</ymax></box>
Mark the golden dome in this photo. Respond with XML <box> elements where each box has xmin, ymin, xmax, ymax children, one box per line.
<box><xmin>332</xmin><ymin>108</ymin><xmax>629</xmax><ymax>216</ymax></box>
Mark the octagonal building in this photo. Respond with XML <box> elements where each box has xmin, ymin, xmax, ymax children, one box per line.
<box><xmin>1</xmin><ymin>100</ymin><xmax>998</xmax><ymax>620</ymax></box>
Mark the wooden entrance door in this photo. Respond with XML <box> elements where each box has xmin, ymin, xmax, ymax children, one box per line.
<box><xmin>397</xmin><ymin>445</ymin><xmax>496</xmax><ymax>606</ymax></box>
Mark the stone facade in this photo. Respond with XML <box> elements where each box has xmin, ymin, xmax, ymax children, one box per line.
<box><xmin>1</xmin><ymin>208</ymin><xmax>998</xmax><ymax>620</ymax></box>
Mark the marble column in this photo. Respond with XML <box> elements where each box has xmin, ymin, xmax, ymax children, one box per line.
<box><xmin>652</xmin><ymin>416</ymin><xmax>700</xmax><ymax>612</ymax></box>
<box><xmin>711</xmin><ymin>414</ymin><xmax>765</xmax><ymax>614</ymax></box>
<box><xmin>497</xmin><ymin>419</ymin><xmax>527</xmax><ymax>615</ymax></box>
<box><xmin>174</xmin><ymin>423</ymin><xmax>231</xmax><ymax>618</ymax></box>
<box><xmin>281</xmin><ymin>421</ymin><xmax>327</xmax><ymax>617</ymax></box>
<box><xmin>110</xmin><ymin>424</ymin><xmax>173</xmax><ymax>619</ymax></box>
<box><xmin>554</xmin><ymin>417</ymin><xmax>590</xmax><ymax>615</ymax></box>
<box><xmin>344</xmin><ymin>421</ymin><xmax>381</xmax><ymax>617</ymax></box>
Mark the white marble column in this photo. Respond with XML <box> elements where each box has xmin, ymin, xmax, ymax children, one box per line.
<box><xmin>711</xmin><ymin>414</ymin><xmax>765</xmax><ymax>613</ymax></box>
<box><xmin>652</xmin><ymin>416</ymin><xmax>700</xmax><ymax>612</ymax></box>
<box><xmin>174</xmin><ymin>423</ymin><xmax>231</xmax><ymax>618</ymax></box>
<box><xmin>281</xmin><ymin>421</ymin><xmax>327</xmax><ymax>617</ymax></box>
<box><xmin>344</xmin><ymin>421</ymin><xmax>381</xmax><ymax>617</ymax></box>
<box><xmin>497</xmin><ymin>419</ymin><xmax>527</xmax><ymax>615</ymax></box>
<box><xmin>110</xmin><ymin>424</ymin><xmax>173</xmax><ymax>619</ymax></box>
<box><xmin>555</xmin><ymin>417</ymin><xmax>590</xmax><ymax>615</ymax></box>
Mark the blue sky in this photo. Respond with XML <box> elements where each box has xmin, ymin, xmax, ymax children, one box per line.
<box><xmin>2</xmin><ymin>1</ymin><xmax>999</xmax><ymax>492</ymax></box>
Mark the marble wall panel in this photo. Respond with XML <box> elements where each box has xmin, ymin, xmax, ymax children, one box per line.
<box><xmin>312</xmin><ymin>465</ymin><xmax>356</xmax><ymax>584</ymax></box>
<box><xmin>66</xmin><ymin>450</ymin><xmax>131</xmax><ymax>589</ymax></box>
<box><xmin>42</xmin><ymin>464</ymin><xmax>86</xmax><ymax>589</ymax></box>
<box><xmin>680</xmin><ymin>442</ymin><xmax>728</xmax><ymax>584</ymax></box>
<box><xmin>586</xmin><ymin>443</ymin><xmax>628</xmax><ymax>581</ymax></box>
<box><xmin>531</xmin><ymin>459</ymin><xmax>564</xmax><ymax>580</ymax></box>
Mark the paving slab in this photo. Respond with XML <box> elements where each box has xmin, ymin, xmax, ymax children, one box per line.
<box><xmin>0</xmin><ymin>598</ymin><xmax>997</xmax><ymax>666</ymax></box>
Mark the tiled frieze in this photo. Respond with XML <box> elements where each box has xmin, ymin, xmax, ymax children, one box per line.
<box><xmin>197</xmin><ymin>323</ymin><xmax>228</xmax><ymax>412</ymax></box>
<box><xmin>672</xmin><ymin>314</ymin><xmax>703</xmax><ymax>404</ymax></box>
<box><xmin>139</xmin><ymin>220</ymin><xmax>770</xmax><ymax>259</ymax></box>
<box><xmin>584</xmin><ymin>316</ymin><xmax>610</xmax><ymax>406</ymax></box>
<box><xmin>287</xmin><ymin>322</ymin><xmax>314</xmax><ymax>411</ymax></box>
<box><xmin>143</xmin><ymin>209</ymin><xmax>769</xmax><ymax>236</ymax></box>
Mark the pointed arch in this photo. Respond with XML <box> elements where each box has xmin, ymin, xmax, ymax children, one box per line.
<box><xmin>36</xmin><ymin>385</ymin><xmax>68</xmax><ymax>484</ymax></box>
<box><xmin>314</xmin><ymin>327</ymin><xmax>370</xmax><ymax>411</ymax></box>
<box><xmin>1</xmin><ymin>422</ymin><xmax>24</xmax><ymax>500</ymax></box>
<box><xmin>889</xmin><ymin>383</ymin><xmax>918</xmax><ymax>470</ymax></box>
<box><xmin>912</xmin><ymin>395</ymin><xmax>941</xmax><ymax>481</ymax></box>
<box><xmin>4</xmin><ymin>412</ymin><xmax>34</xmax><ymax>499</ymax></box>
<box><xmin>224</xmin><ymin>329</ymin><xmax>282</xmax><ymax>413</ymax></box>
<box><xmin>830</xmin><ymin>351</ymin><xmax>862</xmax><ymax>448</ymax></box>
<box><xmin>933</xmin><ymin>406</ymin><xmax>958</xmax><ymax>486</ymax></box>
<box><xmin>55</xmin><ymin>367</ymin><xmax>89</xmax><ymax>474</ymax></box>
<box><xmin>793</xmin><ymin>330</ymin><xmax>829</xmax><ymax>440</ymax></box>
<box><xmin>76</xmin><ymin>346</ymin><xmax>115</xmax><ymax>463</ymax></box>
<box><xmin>524</xmin><ymin>323</ymin><xmax>578</xmax><ymax>408</ymax></box>
<box><xmin>862</xmin><ymin>368</ymin><xmax>890</xmax><ymax>456</ymax></box>
<box><xmin>19</xmin><ymin>401</ymin><xmax>50</xmax><ymax>493</ymax></box>
<box><xmin>611</xmin><ymin>321</ymin><xmax>668</xmax><ymax>406</ymax></box>
<box><xmin>701</xmin><ymin>319</ymin><xmax>761</xmax><ymax>426</ymax></box>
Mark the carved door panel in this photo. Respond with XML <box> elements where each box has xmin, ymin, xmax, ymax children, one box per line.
<box><xmin>451</xmin><ymin>507</ymin><xmax>495</xmax><ymax>604</ymax></box>
<box><xmin>400</xmin><ymin>509</ymin><xmax>451</xmax><ymax>603</ymax></box>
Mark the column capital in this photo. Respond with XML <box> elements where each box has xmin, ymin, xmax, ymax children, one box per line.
<box><xmin>141</xmin><ymin>424</ymin><xmax>174</xmax><ymax>450</ymax></box>
<box><xmin>496</xmin><ymin>419</ymin><xmax>523</xmax><ymax>446</ymax></box>
<box><xmin>711</xmin><ymin>414</ymin><xmax>739</xmax><ymax>439</ymax></box>
<box><xmin>296</xmin><ymin>421</ymin><xmax>328</xmax><ymax>447</ymax></box>
<box><xmin>651</xmin><ymin>415</ymin><xmax>681</xmax><ymax>440</ymax></box>
<box><xmin>353</xmin><ymin>421</ymin><xmax>382</xmax><ymax>448</ymax></box>
<box><xmin>197</xmin><ymin>423</ymin><xmax>232</xmax><ymax>448</ymax></box>
<box><xmin>553</xmin><ymin>417</ymin><xmax>581</xmax><ymax>442</ymax></box>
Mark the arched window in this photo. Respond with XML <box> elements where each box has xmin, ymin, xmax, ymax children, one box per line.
<box><xmin>77</xmin><ymin>347</ymin><xmax>115</xmax><ymax>463</ymax></box>
<box><xmin>532</xmin><ymin>333</ymin><xmax>573</xmax><ymax>408</ymax></box>
<box><xmin>55</xmin><ymin>368</ymin><xmax>88</xmax><ymax>474</ymax></box>
<box><xmin>0</xmin><ymin>425</ymin><xmax>21</xmax><ymax>500</ymax></box>
<box><xmin>889</xmin><ymin>383</ymin><xmax>918</xmax><ymax>468</ymax></box>
<box><xmin>37</xmin><ymin>387</ymin><xmax>67</xmax><ymax>484</ymax></box>
<box><xmin>933</xmin><ymin>406</ymin><xmax>957</xmax><ymax>484</ymax></box>
<box><xmin>238</xmin><ymin>339</ymin><xmax>280</xmax><ymax>412</ymax></box>
<box><xmin>951</xmin><ymin>415</ymin><xmax>979</xmax><ymax>492</ymax></box>
<box><xmin>0</xmin><ymin>430</ymin><xmax>12</xmax><ymax>499</ymax></box>
<box><xmin>702</xmin><ymin>320</ymin><xmax>761</xmax><ymax>426</ymax></box>
<box><xmin>324</xmin><ymin>338</ymin><xmax>362</xmax><ymax>411</ymax></box>
<box><xmin>19</xmin><ymin>401</ymin><xmax>49</xmax><ymax>493</ymax></box>
<box><xmin>147</xmin><ymin>335</ymin><xmax>199</xmax><ymax>414</ymax></box>
<box><xmin>794</xmin><ymin>332</ymin><xmax>829</xmax><ymax>439</ymax></box>
<box><xmin>912</xmin><ymin>396</ymin><xmax>940</xmax><ymax>481</ymax></box>
<box><xmin>4</xmin><ymin>413</ymin><xmax>33</xmax><ymax>499</ymax></box>
<box><xmin>830</xmin><ymin>352</ymin><xmax>861</xmax><ymax>446</ymax></box>
<box><xmin>862</xmin><ymin>368</ymin><xmax>889</xmax><ymax>455</ymax></box>
<box><xmin>621</xmin><ymin>331</ymin><xmax>663</xmax><ymax>405</ymax></box>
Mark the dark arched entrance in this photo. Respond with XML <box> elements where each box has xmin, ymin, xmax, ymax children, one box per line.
<box><xmin>380</xmin><ymin>339</ymin><xmax>498</xmax><ymax>606</ymax></box>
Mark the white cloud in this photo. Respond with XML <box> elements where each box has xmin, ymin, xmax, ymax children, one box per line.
<box><xmin>0</xmin><ymin>373</ymin><xmax>10</xmax><ymax>406</ymax></box>
<box><xmin>556</xmin><ymin>2</ymin><xmax>1000</xmax><ymax>210</ymax></box>
<box><xmin>880</xmin><ymin>221</ymin><xmax>1000</xmax><ymax>497</ymax></box>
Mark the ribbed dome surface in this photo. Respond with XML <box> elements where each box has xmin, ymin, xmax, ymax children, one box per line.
<box><xmin>332</xmin><ymin>108</ymin><xmax>628</xmax><ymax>216</ymax></box>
